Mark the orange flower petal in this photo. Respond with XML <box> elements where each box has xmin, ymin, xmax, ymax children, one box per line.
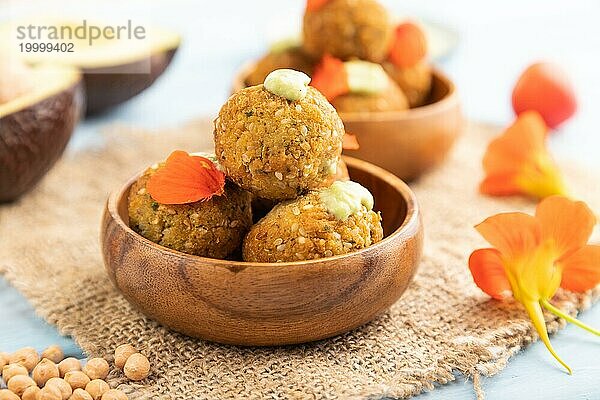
<box><xmin>559</xmin><ymin>245</ymin><xmax>600</xmax><ymax>292</ymax></box>
<box><xmin>147</xmin><ymin>151</ymin><xmax>225</xmax><ymax>205</ymax></box>
<box><xmin>389</xmin><ymin>22</ymin><xmax>427</xmax><ymax>68</ymax></box>
<box><xmin>482</xmin><ymin>111</ymin><xmax>547</xmax><ymax>177</ymax></box>
<box><xmin>479</xmin><ymin>174</ymin><xmax>521</xmax><ymax>196</ymax></box>
<box><xmin>475</xmin><ymin>212</ymin><xmax>540</xmax><ymax>258</ymax></box>
<box><xmin>469</xmin><ymin>248</ymin><xmax>512</xmax><ymax>299</ymax></box>
<box><xmin>342</xmin><ymin>133</ymin><xmax>360</xmax><ymax>150</ymax></box>
<box><xmin>535</xmin><ymin>196</ymin><xmax>596</xmax><ymax>258</ymax></box>
<box><xmin>310</xmin><ymin>54</ymin><xmax>349</xmax><ymax>101</ymax></box>
<box><xmin>306</xmin><ymin>0</ymin><xmax>330</xmax><ymax>12</ymax></box>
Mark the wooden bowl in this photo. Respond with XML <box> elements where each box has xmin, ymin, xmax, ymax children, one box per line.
<box><xmin>232</xmin><ymin>63</ymin><xmax>464</xmax><ymax>181</ymax></box>
<box><xmin>101</xmin><ymin>156</ymin><xmax>423</xmax><ymax>346</ymax></box>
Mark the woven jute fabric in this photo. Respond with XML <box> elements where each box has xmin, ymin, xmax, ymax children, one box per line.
<box><xmin>1</xmin><ymin>120</ymin><xmax>599</xmax><ymax>399</ymax></box>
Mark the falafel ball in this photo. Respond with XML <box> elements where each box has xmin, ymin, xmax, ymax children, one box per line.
<box><xmin>128</xmin><ymin>163</ymin><xmax>253</xmax><ymax>259</ymax></box>
<box><xmin>303</xmin><ymin>0</ymin><xmax>392</xmax><ymax>63</ymax></box>
<box><xmin>383</xmin><ymin>60</ymin><xmax>432</xmax><ymax>108</ymax></box>
<box><xmin>215</xmin><ymin>72</ymin><xmax>344</xmax><ymax>200</ymax></box>
<box><xmin>243</xmin><ymin>180</ymin><xmax>383</xmax><ymax>262</ymax></box>
<box><xmin>245</xmin><ymin>47</ymin><xmax>316</xmax><ymax>87</ymax></box>
<box><xmin>332</xmin><ymin>78</ymin><xmax>409</xmax><ymax>113</ymax></box>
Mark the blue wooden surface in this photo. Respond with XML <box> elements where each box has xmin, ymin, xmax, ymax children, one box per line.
<box><xmin>2</xmin><ymin>1</ymin><xmax>600</xmax><ymax>399</ymax></box>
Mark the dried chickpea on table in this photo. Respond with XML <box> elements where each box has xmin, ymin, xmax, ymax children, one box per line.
<box><xmin>0</xmin><ymin>344</ymin><xmax>150</xmax><ymax>400</ymax></box>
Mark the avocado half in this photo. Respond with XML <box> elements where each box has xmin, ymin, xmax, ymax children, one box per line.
<box><xmin>2</xmin><ymin>20</ymin><xmax>180</xmax><ymax>115</ymax></box>
<box><xmin>0</xmin><ymin>64</ymin><xmax>83</xmax><ymax>202</ymax></box>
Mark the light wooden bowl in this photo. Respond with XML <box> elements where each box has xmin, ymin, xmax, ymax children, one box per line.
<box><xmin>101</xmin><ymin>156</ymin><xmax>423</xmax><ymax>346</ymax></box>
<box><xmin>232</xmin><ymin>62</ymin><xmax>464</xmax><ymax>181</ymax></box>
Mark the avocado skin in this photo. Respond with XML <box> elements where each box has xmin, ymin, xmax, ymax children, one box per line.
<box><xmin>84</xmin><ymin>48</ymin><xmax>177</xmax><ymax>115</ymax></box>
<box><xmin>0</xmin><ymin>81</ymin><xmax>83</xmax><ymax>202</ymax></box>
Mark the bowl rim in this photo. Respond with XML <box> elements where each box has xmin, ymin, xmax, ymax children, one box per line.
<box><xmin>232</xmin><ymin>59</ymin><xmax>458</xmax><ymax>123</ymax></box>
<box><xmin>106</xmin><ymin>156</ymin><xmax>421</xmax><ymax>269</ymax></box>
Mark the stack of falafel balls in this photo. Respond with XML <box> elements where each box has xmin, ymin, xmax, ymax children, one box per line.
<box><xmin>128</xmin><ymin>69</ymin><xmax>384</xmax><ymax>263</ymax></box>
<box><xmin>245</xmin><ymin>0</ymin><xmax>433</xmax><ymax>113</ymax></box>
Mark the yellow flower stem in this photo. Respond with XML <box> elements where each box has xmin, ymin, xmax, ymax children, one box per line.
<box><xmin>523</xmin><ymin>300</ymin><xmax>572</xmax><ymax>374</ymax></box>
<box><xmin>541</xmin><ymin>299</ymin><xmax>600</xmax><ymax>337</ymax></box>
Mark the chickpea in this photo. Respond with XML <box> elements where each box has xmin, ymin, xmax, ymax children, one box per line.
<box><xmin>6</xmin><ymin>374</ymin><xmax>36</xmax><ymax>397</ymax></box>
<box><xmin>84</xmin><ymin>380</ymin><xmax>109</xmax><ymax>400</ymax></box>
<box><xmin>8</xmin><ymin>347</ymin><xmax>39</xmax><ymax>371</ymax></box>
<box><xmin>0</xmin><ymin>352</ymin><xmax>9</xmax><ymax>369</ymax></box>
<box><xmin>113</xmin><ymin>345</ymin><xmax>136</xmax><ymax>370</ymax></box>
<box><xmin>100</xmin><ymin>389</ymin><xmax>127</xmax><ymax>400</ymax></box>
<box><xmin>41</xmin><ymin>346</ymin><xmax>65</xmax><ymax>364</ymax></box>
<box><xmin>45</xmin><ymin>377</ymin><xmax>73</xmax><ymax>400</ymax></box>
<box><xmin>58</xmin><ymin>358</ymin><xmax>81</xmax><ymax>378</ymax></box>
<box><xmin>0</xmin><ymin>389</ymin><xmax>19</xmax><ymax>400</ymax></box>
<box><xmin>21</xmin><ymin>385</ymin><xmax>41</xmax><ymax>400</ymax></box>
<box><xmin>2</xmin><ymin>363</ymin><xmax>28</xmax><ymax>383</ymax></box>
<box><xmin>64</xmin><ymin>371</ymin><xmax>90</xmax><ymax>391</ymax></box>
<box><xmin>123</xmin><ymin>354</ymin><xmax>150</xmax><ymax>381</ymax></box>
<box><xmin>82</xmin><ymin>358</ymin><xmax>109</xmax><ymax>381</ymax></box>
<box><xmin>33</xmin><ymin>358</ymin><xmax>60</xmax><ymax>387</ymax></box>
<box><xmin>69</xmin><ymin>388</ymin><xmax>93</xmax><ymax>400</ymax></box>
<box><xmin>36</xmin><ymin>386</ymin><xmax>62</xmax><ymax>400</ymax></box>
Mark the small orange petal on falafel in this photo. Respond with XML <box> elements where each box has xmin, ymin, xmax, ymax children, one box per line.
<box><xmin>147</xmin><ymin>151</ymin><xmax>225</xmax><ymax>205</ymax></box>
<box><xmin>389</xmin><ymin>22</ymin><xmax>427</xmax><ymax>68</ymax></box>
<box><xmin>310</xmin><ymin>54</ymin><xmax>349</xmax><ymax>101</ymax></box>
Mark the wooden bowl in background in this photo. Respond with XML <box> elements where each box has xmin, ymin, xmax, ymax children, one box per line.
<box><xmin>101</xmin><ymin>156</ymin><xmax>423</xmax><ymax>346</ymax></box>
<box><xmin>232</xmin><ymin>63</ymin><xmax>464</xmax><ymax>181</ymax></box>
<box><xmin>0</xmin><ymin>65</ymin><xmax>83</xmax><ymax>202</ymax></box>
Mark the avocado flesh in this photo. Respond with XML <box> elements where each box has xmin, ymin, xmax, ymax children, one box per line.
<box><xmin>0</xmin><ymin>64</ymin><xmax>83</xmax><ymax>202</ymax></box>
<box><xmin>0</xmin><ymin>19</ymin><xmax>180</xmax><ymax>114</ymax></box>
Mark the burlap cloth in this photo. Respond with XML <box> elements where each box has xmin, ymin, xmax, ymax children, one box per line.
<box><xmin>1</xmin><ymin>120</ymin><xmax>599</xmax><ymax>400</ymax></box>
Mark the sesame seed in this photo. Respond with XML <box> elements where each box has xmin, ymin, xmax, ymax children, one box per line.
<box><xmin>275</xmin><ymin>172</ymin><xmax>283</xmax><ymax>180</ymax></box>
<box><xmin>333</xmin><ymin>232</ymin><xmax>342</xmax><ymax>240</ymax></box>
<box><xmin>300</xmin><ymin>125</ymin><xmax>308</xmax><ymax>135</ymax></box>
<box><xmin>137</xmin><ymin>188</ymin><xmax>147</xmax><ymax>195</ymax></box>
<box><xmin>295</xmin><ymin>104</ymin><xmax>303</xmax><ymax>112</ymax></box>
<box><xmin>298</xmin><ymin>237</ymin><xmax>306</xmax><ymax>244</ymax></box>
<box><xmin>230</xmin><ymin>220</ymin><xmax>240</xmax><ymax>227</ymax></box>
<box><xmin>276</xmin><ymin>244</ymin><xmax>286</xmax><ymax>252</ymax></box>
<box><xmin>324</xmin><ymin>250</ymin><xmax>333</xmax><ymax>257</ymax></box>
<box><xmin>273</xmin><ymin>238</ymin><xmax>283</xmax><ymax>246</ymax></box>
<box><xmin>343</xmin><ymin>242</ymin><xmax>353</xmax><ymax>248</ymax></box>
<box><xmin>275</xmin><ymin>109</ymin><xmax>285</xmax><ymax>118</ymax></box>
<box><xmin>291</xmin><ymin>223</ymin><xmax>299</xmax><ymax>232</ymax></box>
<box><xmin>292</xmin><ymin>207</ymin><xmax>301</xmax><ymax>216</ymax></box>
<box><xmin>298</xmin><ymin>227</ymin><xmax>307</xmax><ymax>236</ymax></box>
<box><xmin>302</xmin><ymin>204</ymin><xmax>314</xmax><ymax>210</ymax></box>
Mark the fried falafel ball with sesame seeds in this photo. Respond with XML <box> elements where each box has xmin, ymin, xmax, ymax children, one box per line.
<box><xmin>243</xmin><ymin>180</ymin><xmax>383</xmax><ymax>262</ymax></box>
<box><xmin>128</xmin><ymin>159</ymin><xmax>253</xmax><ymax>259</ymax></box>
<box><xmin>215</xmin><ymin>69</ymin><xmax>344</xmax><ymax>201</ymax></box>
<box><xmin>383</xmin><ymin>60</ymin><xmax>433</xmax><ymax>108</ymax></box>
<box><xmin>303</xmin><ymin>0</ymin><xmax>393</xmax><ymax>63</ymax></box>
<box><xmin>245</xmin><ymin>47</ymin><xmax>316</xmax><ymax>87</ymax></box>
<box><xmin>327</xmin><ymin>60</ymin><xmax>409</xmax><ymax>113</ymax></box>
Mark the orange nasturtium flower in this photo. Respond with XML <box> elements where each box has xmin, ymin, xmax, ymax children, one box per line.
<box><xmin>147</xmin><ymin>150</ymin><xmax>225</xmax><ymax>205</ymax></box>
<box><xmin>480</xmin><ymin>111</ymin><xmax>567</xmax><ymax>199</ymax></box>
<box><xmin>469</xmin><ymin>196</ymin><xmax>600</xmax><ymax>373</ymax></box>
